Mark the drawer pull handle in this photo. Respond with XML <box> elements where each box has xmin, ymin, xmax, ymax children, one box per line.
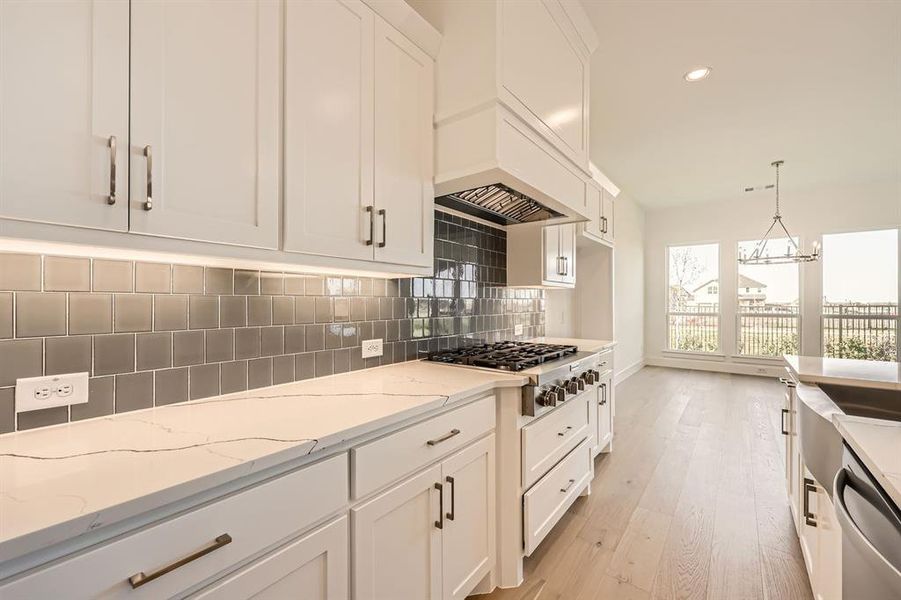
<box><xmin>128</xmin><ymin>533</ymin><xmax>232</xmax><ymax>589</ymax></box>
<box><xmin>557</xmin><ymin>425</ymin><xmax>573</xmax><ymax>437</ymax></box>
<box><xmin>803</xmin><ymin>477</ymin><xmax>817</xmax><ymax>527</ymax></box>
<box><xmin>107</xmin><ymin>135</ymin><xmax>117</xmax><ymax>205</ymax></box>
<box><xmin>446</xmin><ymin>476</ymin><xmax>456</xmax><ymax>521</ymax></box>
<box><xmin>435</xmin><ymin>482</ymin><xmax>444</xmax><ymax>529</ymax></box>
<box><xmin>560</xmin><ymin>478</ymin><xmax>576</xmax><ymax>493</ymax></box>
<box><xmin>781</xmin><ymin>408</ymin><xmax>789</xmax><ymax>435</ymax></box>
<box><xmin>427</xmin><ymin>428</ymin><xmax>460</xmax><ymax>446</ymax></box>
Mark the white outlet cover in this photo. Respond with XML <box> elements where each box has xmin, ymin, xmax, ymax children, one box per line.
<box><xmin>514</xmin><ymin>324</ymin><xmax>524</xmax><ymax>335</ymax></box>
<box><xmin>362</xmin><ymin>338</ymin><xmax>383</xmax><ymax>359</ymax></box>
<box><xmin>15</xmin><ymin>372</ymin><xmax>89</xmax><ymax>414</ymax></box>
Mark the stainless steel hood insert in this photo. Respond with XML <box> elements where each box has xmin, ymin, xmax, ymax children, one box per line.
<box><xmin>435</xmin><ymin>183</ymin><xmax>564</xmax><ymax>225</ymax></box>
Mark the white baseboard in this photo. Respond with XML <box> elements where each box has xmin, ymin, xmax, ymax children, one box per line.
<box><xmin>614</xmin><ymin>359</ymin><xmax>645</xmax><ymax>384</ymax></box>
<box><xmin>645</xmin><ymin>355</ymin><xmax>783</xmax><ymax>378</ymax></box>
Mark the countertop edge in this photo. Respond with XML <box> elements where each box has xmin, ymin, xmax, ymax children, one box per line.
<box><xmin>832</xmin><ymin>415</ymin><xmax>901</xmax><ymax>509</ymax></box>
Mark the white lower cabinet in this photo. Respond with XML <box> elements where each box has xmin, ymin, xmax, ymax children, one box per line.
<box><xmin>191</xmin><ymin>516</ymin><xmax>348</xmax><ymax>600</ymax></box>
<box><xmin>597</xmin><ymin>373</ymin><xmax>613</xmax><ymax>451</ymax></box>
<box><xmin>0</xmin><ymin>453</ymin><xmax>348</xmax><ymax>599</ymax></box>
<box><xmin>352</xmin><ymin>435</ymin><xmax>495</xmax><ymax>600</ymax></box>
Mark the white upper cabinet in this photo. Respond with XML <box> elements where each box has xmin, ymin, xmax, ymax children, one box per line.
<box><xmin>372</xmin><ymin>17</ymin><xmax>435</xmax><ymax>267</ymax></box>
<box><xmin>284</xmin><ymin>2</ymin><xmax>434</xmax><ymax>269</ymax></box>
<box><xmin>600</xmin><ymin>188</ymin><xmax>615</xmax><ymax>244</ymax></box>
<box><xmin>0</xmin><ymin>0</ymin><xmax>129</xmax><ymax>231</ymax></box>
<box><xmin>129</xmin><ymin>0</ymin><xmax>280</xmax><ymax>249</ymax></box>
<box><xmin>498</xmin><ymin>0</ymin><xmax>590</xmax><ymax>169</ymax></box>
<box><xmin>283</xmin><ymin>0</ymin><xmax>374</xmax><ymax>261</ymax></box>
<box><xmin>507</xmin><ymin>222</ymin><xmax>576</xmax><ymax>288</ymax></box>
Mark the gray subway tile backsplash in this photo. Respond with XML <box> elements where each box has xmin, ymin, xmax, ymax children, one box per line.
<box><xmin>44</xmin><ymin>256</ymin><xmax>91</xmax><ymax>292</ymax></box>
<box><xmin>0</xmin><ymin>293</ymin><xmax>11</xmax><ymax>339</ymax></box>
<box><xmin>16</xmin><ymin>292</ymin><xmax>66</xmax><ymax>337</ymax></box>
<box><xmin>0</xmin><ymin>213</ymin><xmax>544</xmax><ymax>434</ymax></box>
<box><xmin>93</xmin><ymin>259</ymin><xmax>134</xmax><ymax>293</ymax></box>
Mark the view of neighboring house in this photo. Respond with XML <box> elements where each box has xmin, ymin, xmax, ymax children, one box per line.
<box><xmin>691</xmin><ymin>274</ymin><xmax>767</xmax><ymax>307</ymax></box>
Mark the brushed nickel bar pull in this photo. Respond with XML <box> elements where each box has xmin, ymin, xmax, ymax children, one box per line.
<box><xmin>560</xmin><ymin>478</ymin><xmax>576</xmax><ymax>493</ymax></box>
<box><xmin>803</xmin><ymin>477</ymin><xmax>817</xmax><ymax>527</ymax></box>
<box><xmin>434</xmin><ymin>482</ymin><xmax>444</xmax><ymax>529</ymax></box>
<box><xmin>128</xmin><ymin>533</ymin><xmax>232</xmax><ymax>589</ymax></box>
<box><xmin>446</xmin><ymin>476</ymin><xmax>455</xmax><ymax>521</ymax></box>
<box><xmin>365</xmin><ymin>206</ymin><xmax>374</xmax><ymax>246</ymax></box>
<box><xmin>378</xmin><ymin>208</ymin><xmax>386</xmax><ymax>248</ymax></box>
<box><xmin>557</xmin><ymin>425</ymin><xmax>573</xmax><ymax>437</ymax></box>
<box><xmin>427</xmin><ymin>428</ymin><xmax>460</xmax><ymax>446</ymax></box>
<box><xmin>143</xmin><ymin>145</ymin><xmax>153</xmax><ymax>211</ymax></box>
<box><xmin>781</xmin><ymin>408</ymin><xmax>789</xmax><ymax>435</ymax></box>
<box><xmin>107</xmin><ymin>136</ymin><xmax>117</xmax><ymax>205</ymax></box>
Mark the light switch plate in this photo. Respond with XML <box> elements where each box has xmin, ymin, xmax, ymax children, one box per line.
<box><xmin>362</xmin><ymin>338</ymin><xmax>383</xmax><ymax>359</ymax></box>
<box><xmin>15</xmin><ymin>372</ymin><xmax>89</xmax><ymax>413</ymax></box>
<box><xmin>514</xmin><ymin>324</ymin><xmax>524</xmax><ymax>335</ymax></box>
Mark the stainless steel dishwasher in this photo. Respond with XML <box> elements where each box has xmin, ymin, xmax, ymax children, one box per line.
<box><xmin>834</xmin><ymin>444</ymin><xmax>901</xmax><ymax>599</ymax></box>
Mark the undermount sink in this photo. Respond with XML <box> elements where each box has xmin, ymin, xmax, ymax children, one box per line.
<box><xmin>818</xmin><ymin>384</ymin><xmax>901</xmax><ymax>422</ymax></box>
<box><xmin>796</xmin><ymin>383</ymin><xmax>901</xmax><ymax>499</ymax></box>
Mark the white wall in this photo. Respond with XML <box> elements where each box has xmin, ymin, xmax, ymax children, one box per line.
<box><xmin>644</xmin><ymin>179</ymin><xmax>901</xmax><ymax>375</ymax></box>
<box><xmin>544</xmin><ymin>192</ymin><xmax>646</xmax><ymax>380</ymax></box>
<box><xmin>612</xmin><ymin>192</ymin><xmax>645</xmax><ymax>377</ymax></box>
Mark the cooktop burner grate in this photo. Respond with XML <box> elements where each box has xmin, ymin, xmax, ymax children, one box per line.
<box><xmin>427</xmin><ymin>341</ymin><xmax>579</xmax><ymax>372</ymax></box>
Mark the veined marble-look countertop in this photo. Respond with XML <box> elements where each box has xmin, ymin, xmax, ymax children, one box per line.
<box><xmin>784</xmin><ymin>355</ymin><xmax>901</xmax><ymax>390</ymax></box>
<box><xmin>833</xmin><ymin>415</ymin><xmax>901</xmax><ymax>508</ymax></box>
<box><xmin>0</xmin><ymin>361</ymin><xmax>526</xmax><ymax>563</ymax></box>
<box><xmin>528</xmin><ymin>337</ymin><xmax>616</xmax><ymax>353</ymax></box>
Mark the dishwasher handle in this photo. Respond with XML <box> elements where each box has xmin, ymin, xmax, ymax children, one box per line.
<box><xmin>834</xmin><ymin>467</ymin><xmax>901</xmax><ymax>596</ymax></box>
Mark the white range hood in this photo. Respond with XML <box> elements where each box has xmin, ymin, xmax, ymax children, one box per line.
<box><xmin>418</xmin><ymin>0</ymin><xmax>600</xmax><ymax>225</ymax></box>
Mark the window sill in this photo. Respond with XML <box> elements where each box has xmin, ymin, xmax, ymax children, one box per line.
<box><xmin>661</xmin><ymin>350</ymin><xmax>726</xmax><ymax>361</ymax></box>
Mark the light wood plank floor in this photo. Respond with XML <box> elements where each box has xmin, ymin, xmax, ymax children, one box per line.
<box><xmin>475</xmin><ymin>366</ymin><xmax>813</xmax><ymax>600</ymax></box>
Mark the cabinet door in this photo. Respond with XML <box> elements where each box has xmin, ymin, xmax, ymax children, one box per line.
<box><xmin>0</xmin><ymin>0</ymin><xmax>128</xmax><ymax>230</ymax></box>
<box><xmin>601</xmin><ymin>190</ymin><xmax>615</xmax><ymax>243</ymax></box>
<box><xmin>598</xmin><ymin>377</ymin><xmax>612</xmax><ymax>449</ymax></box>
<box><xmin>283</xmin><ymin>0</ymin><xmax>375</xmax><ymax>261</ymax></box>
<box><xmin>584</xmin><ymin>184</ymin><xmax>603</xmax><ymax>241</ymax></box>
<box><xmin>353</xmin><ymin>464</ymin><xmax>442</xmax><ymax>600</ymax></box>
<box><xmin>814</xmin><ymin>486</ymin><xmax>842</xmax><ymax>600</ymax></box>
<box><xmin>441</xmin><ymin>436</ymin><xmax>495</xmax><ymax>600</ymax></box>
<box><xmin>191</xmin><ymin>516</ymin><xmax>349</xmax><ymax>600</ymax></box>
<box><xmin>372</xmin><ymin>17</ymin><xmax>434</xmax><ymax>267</ymax></box>
<box><xmin>560</xmin><ymin>223</ymin><xmax>576</xmax><ymax>285</ymax></box>
<box><xmin>130</xmin><ymin>0</ymin><xmax>279</xmax><ymax>248</ymax></box>
<box><xmin>543</xmin><ymin>225</ymin><xmax>563</xmax><ymax>283</ymax></box>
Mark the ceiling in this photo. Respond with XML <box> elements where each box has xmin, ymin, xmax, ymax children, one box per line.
<box><xmin>581</xmin><ymin>0</ymin><xmax>901</xmax><ymax>209</ymax></box>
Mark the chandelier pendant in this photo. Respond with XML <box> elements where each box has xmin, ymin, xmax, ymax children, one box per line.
<box><xmin>738</xmin><ymin>160</ymin><xmax>820</xmax><ymax>265</ymax></box>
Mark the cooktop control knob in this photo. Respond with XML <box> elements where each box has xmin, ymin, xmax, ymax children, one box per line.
<box><xmin>566</xmin><ymin>378</ymin><xmax>580</xmax><ymax>395</ymax></box>
<box><xmin>538</xmin><ymin>387</ymin><xmax>558</xmax><ymax>407</ymax></box>
<box><xmin>581</xmin><ymin>371</ymin><xmax>595</xmax><ymax>385</ymax></box>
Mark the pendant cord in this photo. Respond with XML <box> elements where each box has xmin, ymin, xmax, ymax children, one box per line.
<box><xmin>774</xmin><ymin>161</ymin><xmax>781</xmax><ymax>218</ymax></box>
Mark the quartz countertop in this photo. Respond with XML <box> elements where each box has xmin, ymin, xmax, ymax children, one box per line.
<box><xmin>0</xmin><ymin>361</ymin><xmax>526</xmax><ymax>563</ymax></box>
<box><xmin>784</xmin><ymin>355</ymin><xmax>901</xmax><ymax>390</ymax></box>
<box><xmin>833</xmin><ymin>415</ymin><xmax>901</xmax><ymax>508</ymax></box>
<box><xmin>528</xmin><ymin>337</ymin><xmax>616</xmax><ymax>353</ymax></box>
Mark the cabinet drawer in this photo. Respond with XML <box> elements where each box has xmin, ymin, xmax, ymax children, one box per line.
<box><xmin>522</xmin><ymin>391</ymin><xmax>589</xmax><ymax>489</ymax></box>
<box><xmin>352</xmin><ymin>395</ymin><xmax>495</xmax><ymax>499</ymax></box>
<box><xmin>523</xmin><ymin>439</ymin><xmax>591</xmax><ymax>556</ymax></box>
<box><xmin>0</xmin><ymin>453</ymin><xmax>348</xmax><ymax>600</ymax></box>
<box><xmin>597</xmin><ymin>349</ymin><xmax>613</xmax><ymax>375</ymax></box>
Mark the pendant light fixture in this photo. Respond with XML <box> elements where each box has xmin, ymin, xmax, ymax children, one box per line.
<box><xmin>738</xmin><ymin>160</ymin><xmax>820</xmax><ymax>265</ymax></box>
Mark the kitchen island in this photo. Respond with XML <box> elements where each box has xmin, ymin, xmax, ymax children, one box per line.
<box><xmin>781</xmin><ymin>354</ymin><xmax>901</xmax><ymax>600</ymax></box>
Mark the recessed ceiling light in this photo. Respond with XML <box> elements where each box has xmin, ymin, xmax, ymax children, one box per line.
<box><xmin>683</xmin><ymin>67</ymin><xmax>712</xmax><ymax>82</ymax></box>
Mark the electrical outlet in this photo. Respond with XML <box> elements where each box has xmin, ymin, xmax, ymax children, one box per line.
<box><xmin>15</xmin><ymin>372</ymin><xmax>89</xmax><ymax>414</ymax></box>
<box><xmin>362</xmin><ymin>338</ymin><xmax>383</xmax><ymax>359</ymax></box>
<box><xmin>514</xmin><ymin>324</ymin><xmax>524</xmax><ymax>336</ymax></box>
